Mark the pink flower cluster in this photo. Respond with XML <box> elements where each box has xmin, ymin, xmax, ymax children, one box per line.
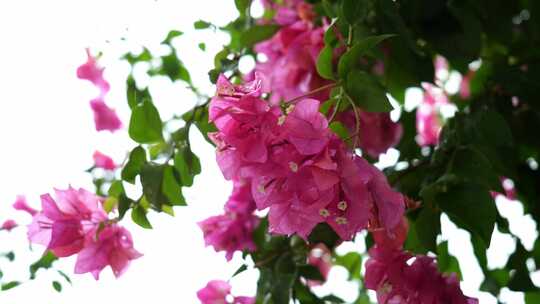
<box><xmin>198</xmin><ymin>182</ymin><xmax>259</xmax><ymax>260</ymax></box>
<box><xmin>365</xmin><ymin>245</ymin><xmax>478</xmax><ymax>304</ymax></box>
<box><xmin>339</xmin><ymin>111</ymin><xmax>403</xmax><ymax>158</ymax></box>
<box><xmin>197</xmin><ymin>280</ymin><xmax>254</xmax><ymax>304</ymax></box>
<box><xmin>252</xmin><ymin>3</ymin><xmax>331</xmax><ymax>105</ymax></box>
<box><xmin>23</xmin><ymin>187</ymin><xmax>141</xmax><ymax>279</ymax></box>
<box><xmin>93</xmin><ymin>150</ymin><xmax>117</xmax><ymax>170</ymax></box>
<box><xmin>416</xmin><ymin>83</ymin><xmax>449</xmax><ymax>146</ymax></box>
<box><xmin>209</xmin><ymin>75</ymin><xmax>405</xmax><ymax>241</ymax></box>
<box><xmin>77</xmin><ymin>49</ymin><xmax>122</xmax><ymax>132</ymax></box>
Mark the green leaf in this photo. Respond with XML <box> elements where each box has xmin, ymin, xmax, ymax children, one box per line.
<box><xmin>298</xmin><ymin>264</ymin><xmax>324</xmax><ymax>281</ymax></box>
<box><xmin>162</xmin><ymin>165</ymin><xmax>186</xmax><ymax>206</ymax></box>
<box><xmin>108</xmin><ymin>180</ymin><xmax>125</xmax><ymax>197</ymax></box>
<box><xmin>232</xmin><ymin>264</ymin><xmax>248</xmax><ymax>278</ymax></box>
<box><xmin>118</xmin><ymin>194</ymin><xmax>134</xmax><ymax>219</ymax></box>
<box><xmin>131</xmin><ymin>204</ymin><xmax>152</xmax><ymax>229</ymax></box>
<box><xmin>52</xmin><ymin>281</ymin><xmax>62</xmax><ymax>292</ymax></box>
<box><xmin>415</xmin><ymin>207</ymin><xmax>441</xmax><ymax>252</ymax></box>
<box><xmin>448</xmin><ymin>146</ymin><xmax>502</xmax><ymax>191</ymax></box>
<box><xmin>240</xmin><ymin>25</ymin><xmax>280</xmax><ymax>49</ymax></box>
<box><xmin>235</xmin><ymin>0</ymin><xmax>252</xmax><ymax>16</ymax></box>
<box><xmin>102</xmin><ymin>197</ymin><xmax>118</xmax><ymax>214</ymax></box>
<box><xmin>29</xmin><ymin>251</ymin><xmax>57</xmax><ymax>279</ymax></box>
<box><xmin>308</xmin><ymin>223</ymin><xmax>340</xmax><ymax>249</ymax></box>
<box><xmin>198</xmin><ymin>43</ymin><xmax>206</xmax><ymax>51</ymax></box>
<box><xmin>526</xmin><ymin>292</ymin><xmax>540</xmax><ymax>304</ymax></box>
<box><xmin>334</xmin><ymin>252</ymin><xmax>362</xmax><ymax>280</ymax></box>
<box><xmin>126</xmin><ymin>77</ymin><xmax>151</xmax><ymax>109</ymax></box>
<box><xmin>57</xmin><ymin>270</ymin><xmax>72</xmax><ymax>285</ymax></box>
<box><xmin>436</xmin><ymin>183</ymin><xmax>496</xmax><ymax>246</ymax></box>
<box><xmin>329</xmin><ymin>121</ymin><xmax>350</xmax><ymax>142</ymax></box>
<box><xmin>121</xmin><ymin>146</ymin><xmax>147</xmax><ymax>184</ymax></box>
<box><xmin>129</xmin><ymin>100</ymin><xmax>163</xmax><ymax>143</ymax></box>
<box><xmin>1</xmin><ymin>281</ymin><xmax>20</xmax><ymax>291</ymax></box>
<box><xmin>140</xmin><ymin>163</ymin><xmax>167</xmax><ymax>209</ymax></box>
<box><xmin>437</xmin><ymin>241</ymin><xmax>462</xmax><ymax>278</ymax></box>
<box><xmin>194</xmin><ymin>20</ymin><xmax>212</xmax><ymax>29</ymax></box>
<box><xmin>316</xmin><ymin>45</ymin><xmax>334</xmax><ymax>80</ymax></box>
<box><xmin>341</xmin><ymin>0</ymin><xmax>368</xmax><ymax>24</ymax></box>
<box><xmin>174</xmin><ymin>146</ymin><xmax>201</xmax><ymax>187</ymax></box>
<box><xmin>338</xmin><ymin>35</ymin><xmax>395</xmax><ymax>78</ymax></box>
<box><xmin>161</xmin><ymin>30</ymin><xmax>183</xmax><ymax>45</ymax></box>
<box><xmin>345</xmin><ymin>70</ymin><xmax>392</xmax><ymax>112</ymax></box>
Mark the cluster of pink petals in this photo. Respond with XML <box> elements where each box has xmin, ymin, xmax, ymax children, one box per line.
<box><xmin>198</xmin><ymin>182</ymin><xmax>259</xmax><ymax>261</ymax></box>
<box><xmin>209</xmin><ymin>75</ymin><xmax>405</xmax><ymax>241</ymax></box>
<box><xmin>460</xmin><ymin>70</ymin><xmax>475</xmax><ymax>100</ymax></box>
<box><xmin>365</xmin><ymin>245</ymin><xmax>478</xmax><ymax>304</ymax></box>
<box><xmin>77</xmin><ymin>49</ymin><xmax>122</xmax><ymax>132</ymax></box>
<box><xmin>1</xmin><ymin>220</ymin><xmax>17</xmax><ymax>231</ymax></box>
<box><xmin>252</xmin><ymin>8</ymin><xmax>331</xmax><ymax>104</ymax></box>
<box><xmin>197</xmin><ymin>280</ymin><xmax>255</xmax><ymax>304</ymax></box>
<box><xmin>93</xmin><ymin>150</ymin><xmax>117</xmax><ymax>170</ymax></box>
<box><xmin>307</xmin><ymin>243</ymin><xmax>332</xmax><ymax>286</ymax></box>
<box><xmin>339</xmin><ymin>111</ymin><xmax>403</xmax><ymax>158</ymax></box>
<box><xmin>491</xmin><ymin>177</ymin><xmax>517</xmax><ymax>201</ymax></box>
<box><xmin>26</xmin><ymin>187</ymin><xmax>141</xmax><ymax>279</ymax></box>
<box><xmin>13</xmin><ymin>195</ymin><xmax>37</xmax><ymax>216</ymax></box>
<box><xmin>416</xmin><ymin>83</ymin><xmax>449</xmax><ymax>146</ymax></box>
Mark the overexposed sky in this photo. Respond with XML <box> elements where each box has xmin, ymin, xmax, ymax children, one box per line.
<box><xmin>0</xmin><ymin>1</ymin><xmax>536</xmax><ymax>303</ymax></box>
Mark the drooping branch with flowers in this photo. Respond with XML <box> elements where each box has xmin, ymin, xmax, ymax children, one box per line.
<box><xmin>2</xmin><ymin>0</ymin><xmax>540</xmax><ymax>303</ymax></box>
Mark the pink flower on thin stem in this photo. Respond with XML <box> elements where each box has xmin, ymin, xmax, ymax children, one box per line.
<box><xmin>339</xmin><ymin>111</ymin><xmax>403</xmax><ymax>158</ymax></box>
<box><xmin>13</xmin><ymin>195</ymin><xmax>37</xmax><ymax>216</ymax></box>
<box><xmin>198</xmin><ymin>182</ymin><xmax>259</xmax><ymax>261</ymax></box>
<box><xmin>74</xmin><ymin>225</ymin><xmax>142</xmax><ymax>280</ymax></box>
<box><xmin>307</xmin><ymin>243</ymin><xmax>332</xmax><ymax>286</ymax></box>
<box><xmin>77</xmin><ymin>49</ymin><xmax>110</xmax><ymax>96</ymax></box>
<box><xmin>365</xmin><ymin>245</ymin><xmax>478</xmax><ymax>304</ymax></box>
<box><xmin>416</xmin><ymin>83</ymin><xmax>449</xmax><ymax>146</ymax></box>
<box><xmin>93</xmin><ymin>150</ymin><xmax>117</xmax><ymax>170</ymax></box>
<box><xmin>90</xmin><ymin>99</ymin><xmax>122</xmax><ymax>132</ymax></box>
<box><xmin>27</xmin><ymin>187</ymin><xmax>108</xmax><ymax>257</ymax></box>
<box><xmin>1</xmin><ymin>220</ymin><xmax>17</xmax><ymax>231</ymax></box>
<box><xmin>197</xmin><ymin>280</ymin><xmax>255</xmax><ymax>304</ymax></box>
<box><xmin>460</xmin><ymin>70</ymin><xmax>475</xmax><ymax>99</ymax></box>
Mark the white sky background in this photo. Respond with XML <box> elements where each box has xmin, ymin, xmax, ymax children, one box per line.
<box><xmin>0</xmin><ymin>1</ymin><xmax>537</xmax><ymax>303</ymax></box>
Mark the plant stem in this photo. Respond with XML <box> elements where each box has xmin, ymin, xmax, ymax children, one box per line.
<box><xmin>285</xmin><ymin>82</ymin><xmax>340</xmax><ymax>104</ymax></box>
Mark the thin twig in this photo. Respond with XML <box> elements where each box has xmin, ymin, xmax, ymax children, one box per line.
<box><xmin>285</xmin><ymin>82</ymin><xmax>339</xmax><ymax>104</ymax></box>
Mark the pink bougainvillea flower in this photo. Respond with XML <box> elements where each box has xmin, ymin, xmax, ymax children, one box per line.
<box><xmin>307</xmin><ymin>243</ymin><xmax>332</xmax><ymax>286</ymax></box>
<box><xmin>491</xmin><ymin>177</ymin><xmax>517</xmax><ymax>201</ymax></box>
<box><xmin>283</xmin><ymin>99</ymin><xmax>330</xmax><ymax>155</ymax></box>
<box><xmin>416</xmin><ymin>83</ymin><xmax>449</xmax><ymax>146</ymax></box>
<box><xmin>74</xmin><ymin>225</ymin><xmax>142</xmax><ymax>280</ymax></box>
<box><xmin>28</xmin><ymin>187</ymin><xmax>107</xmax><ymax>257</ymax></box>
<box><xmin>1</xmin><ymin>220</ymin><xmax>17</xmax><ymax>231</ymax></box>
<box><xmin>339</xmin><ymin>111</ymin><xmax>403</xmax><ymax>158</ymax></box>
<box><xmin>197</xmin><ymin>280</ymin><xmax>255</xmax><ymax>304</ymax></box>
<box><xmin>434</xmin><ymin>55</ymin><xmax>449</xmax><ymax>82</ymax></box>
<box><xmin>12</xmin><ymin>195</ymin><xmax>37</xmax><ymax>216</ymax></box>
<box><xmin>365</xmin><ymin>245</ymin><xmax>478</xmax><ymax>304</ymax></box>
<box><xmin>198</xmin><ymin>182</ymin><xmax>259</xmax><ymax>260</ymax></box>
<box><xmin>253</xmin><ymin>21</ymin><xmax>331</xmax><ymax>104</ymax></box>
<box><xmin>90</xmin><ymin>98</ymin><xmax>122</xmax><ymax>132</ymax></box>
<box><xmin>77</xmin><ymin>49</ymin><xmax>110</xmax><ymax>95</ymax></box>
<box><xmin>209</xmin><ymin>74</ymin><xmax>280</xmax><ymax>180</ymax></box>
<box><xmin>197</xmin><ymin>280</ymin><xmax>231</xmax><ymax>304</ymax></box>
<box><xmin>460</xmin><ymin>70</ymin><xmax>475</xmax><ymax>99</ymax></box>
<box><xmin>92</xmin><ymin>150</ymin><xmax>116</xmax><ymax>170</ymax></box>
<box><xmin>233</xmin><ymin>297</ymin><xmax>255</xmax><ymax>304</ymax></box>
<box><xmin>372</xmin><ymin>217</ymin><xmax>409</xmax><ymax>251</ymax></box>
